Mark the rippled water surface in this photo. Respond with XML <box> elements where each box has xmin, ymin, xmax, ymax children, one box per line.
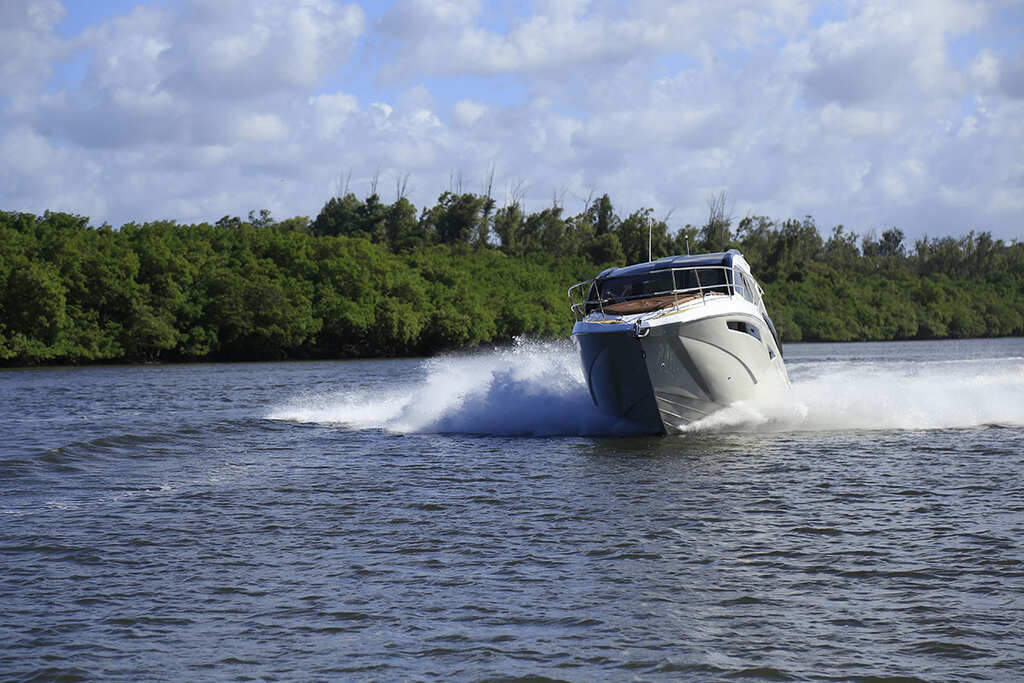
<box><xmin>3</xmin><ymin>338</ymin><xmax>1023</xmax><ymax>681</ymax></box>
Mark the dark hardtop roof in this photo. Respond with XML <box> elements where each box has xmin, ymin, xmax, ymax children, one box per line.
<box><xmin>596</xmin><ymin>249</ymin><xmax>741</xmax><ymax>280</ymax></box>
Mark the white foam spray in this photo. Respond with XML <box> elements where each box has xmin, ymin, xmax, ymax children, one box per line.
<box><xmin>268</xmin><ymin>339</ymin><xmax>640</xmax><ymax>436</ymax></box>
<box><xmin>268</xmin><ymin>340</ymin><xmax>1024</xmax><ymax>436</ymax></box>
<box><xmin>681</xmin><ymin>355</ymin><xmax>1024</xmax><ymax>433</ymax></box>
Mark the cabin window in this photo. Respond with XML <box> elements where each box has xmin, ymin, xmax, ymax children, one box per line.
<box><xmin>672</xmin><ymin>267</ymin><xmax>730</xmax><ymax>295</ymax></box>
<box><xmin>733</xmin><ymin>271</ymin><xmax>751</xmax><ymax>302</ymax></box>
<box><xmin>742</xmin><ymin>273</ymin><xmax>761</xmax><ymax>305</ymax></box>
<box><xmin>727</xmin><ymin>320</ymin><xmax>762</xmax><ymax>342</ymax></box>
<box><xmin>731</xmin><ymin>271</ymin><xmax>758</xmax><ymax>304</ymax></box>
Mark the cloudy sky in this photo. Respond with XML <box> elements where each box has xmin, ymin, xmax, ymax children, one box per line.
<box><xmin>2</xmin><ymin>0</ymin><xmax>1023</xmax><ymax>241</ymax></box>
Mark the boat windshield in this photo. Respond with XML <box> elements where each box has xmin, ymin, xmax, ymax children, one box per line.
<box><xmin>584</xmin><ymin>267</ymin><xmax>732</xmax><ymax>314</ymax></box>
<box><xmin>594</xmin><ymin>270</ymin><xmax>675</xmax><ymax>303</ymax></box>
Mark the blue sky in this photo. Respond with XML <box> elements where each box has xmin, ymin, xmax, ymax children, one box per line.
<box><xmin>2</xmin><ymin>0</ymin><xmax>1023</xmax><ymax>241</ymax></box>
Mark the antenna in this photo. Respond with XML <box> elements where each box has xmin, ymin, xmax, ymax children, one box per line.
<box><xmin>685</xmin><ymin>234</ymin><xmax>690</xmax><ymax>255</ymax></box>
<box><xmin>648</xmin><ymin>219</ymin><xmax>653</xmax><ymax>262</ymax></box>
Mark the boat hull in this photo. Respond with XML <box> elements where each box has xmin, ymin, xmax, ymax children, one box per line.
<box><xmin>574</xmin><ymin>323</ymin><xmax>664</xmax><ymax>433</ymax></box>
<box><xmin>574</xmin><ymin>313</ymin><xmax>788</xmax><ymax>433</ymax></box>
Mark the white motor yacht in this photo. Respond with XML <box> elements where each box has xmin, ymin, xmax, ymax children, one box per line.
<box><xmin>569</xmin><ymin>250</ymin><xmax>790</xmax><ymax>433</ymax></box>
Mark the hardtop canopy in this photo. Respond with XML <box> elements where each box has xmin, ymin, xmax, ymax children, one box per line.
<box><xmin>595</xmin><ymin>249</ymin><xmax>742</xmax><ymax>282</ymax></box>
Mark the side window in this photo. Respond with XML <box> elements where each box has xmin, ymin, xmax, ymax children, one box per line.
<box><xmin>696</xmin><ymin>268</ymin><xmax>729</xmax><ymax>294</ymax></box>
<box><xmin>740</xmin><ymin>272</ymin><xmax>759</xmax><ymax>305</ymax></box>
<box><xmin>733</xmin><ymin>271</ymin><xmax>751</xmax><ymax>302</ymax></box>
<box><xmin>727</xmin><ymin>320</ymin><xmax>763</xmax><ymax>342</ymax></box>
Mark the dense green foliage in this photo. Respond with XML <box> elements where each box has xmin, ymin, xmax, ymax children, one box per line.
<box><xmin>1</xmin><ymin>192</ymin><xmax>1022</xmax><ymax>364</ymax></box>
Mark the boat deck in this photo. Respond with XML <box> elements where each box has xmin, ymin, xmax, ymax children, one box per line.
<box><xmin>599</xmin><ymin>291</ymin><xmax>724</xmax><ymax>315</ymax></box>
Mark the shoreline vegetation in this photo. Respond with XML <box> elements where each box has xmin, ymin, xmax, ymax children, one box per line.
<box><xmin>2</xmin><ymin>191</ymin><xmax>1022</xmax><ymax>367</ymax></box>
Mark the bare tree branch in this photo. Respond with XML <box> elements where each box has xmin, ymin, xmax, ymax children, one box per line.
<box><xmin>334</xmin><ymin>169</ymin><xmax>352</xmax><ymax>198</ymax></box>
<box><xmin>369</xmin><ymin>166</ymin><xmax>380</xmax><ymax>197</ymax></box>
<box><xmin>394</xmin><ymin>172</ymin><xmax>410</xmax><ymax>202</ymax></box>
<box><xmin>482</xmin><ymin>164</ymin><xmax>495</xmax><ymax>201</ymax></box>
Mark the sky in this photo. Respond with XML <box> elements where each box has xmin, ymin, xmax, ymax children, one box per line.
<box><xmin>2</xmin><ymin>0</ymin><xmax>1023</xmax><ymax>242</ymax></box>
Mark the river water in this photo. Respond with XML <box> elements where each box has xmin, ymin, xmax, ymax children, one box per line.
<box><xmin>2</xmin><ymin>338</ymin><xmax>1023</xmax><ymax>681</ymax></box>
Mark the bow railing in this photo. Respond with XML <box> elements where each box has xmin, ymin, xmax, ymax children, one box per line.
<box><xmin>568</xmin><ymin>265</ymin><xmax>757</xmax><ymax>321</ymax></box>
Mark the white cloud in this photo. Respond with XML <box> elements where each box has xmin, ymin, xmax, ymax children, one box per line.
<box><xmin>970</xmin><ymin>50</ymin><xmax>1000</xmax><ymax>90</ymax></box>
<box><xmin>799</xmin><ymin>0</ymin><xmax>984</xmax><ymax>106</ymax></box>
<box><xmin>414</xmin><ymin>106</ymin><xmax>442</xmax><ymax>126</ymax></box>
<box><xmin>820</xmin><ymin>102</ymin><xmax>900</xmax><ymax>137</ymax></box>
<box><xmin>371</xmin><ymin>102</ymin><xmax>394</xmax><ymax>119</ymax></box>
<box><xmin>0</xmin><ymin>0</ymin><xmax>67</xmax><ymax>96</ymax></box>
<box><xmin>452</xmin><ymin>99</ymin><xmax>487</xmax><ymax>126</ymax></box>
<box><xmin>992</xmin><ymin>186</ymin><xmax>1024</xmax><ymax>212</ymax></box>
<box><xmin>0</xmin><ymin>0</ymin><xmax>1021</xmax><ymax>242</ymax></box>
<box><xmin>237</xmin><ymin>113</ymin><xmax>289</xmax><ymax>142</ymax></box>
<box><xmin>309</xmin><ymin>91</ymin><xmax>359</xmax><ymax>138</ymax></box>
<box><xmin>0</xmin><ymin>124</ymin><xmax>59</xmax><ymax>176</ymax></box>
<box><xmin>1000</xmin><ymin>50</ymin><xmax>1024</xmax><ymax>99</ymax></box>
<box><xmin>159</xmin><ymin>0</ymin><xmax>365</xmax><ymax>97</ymax></box>
<box><xmin>376</xmin><ymin>1</ymin><xmax>807</xmax><ymax>79</ymax></box>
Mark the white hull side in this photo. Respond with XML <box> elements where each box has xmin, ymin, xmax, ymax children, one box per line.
<box><xmin>574</xmin><ymin>309</ymin><xmax>789</xmax><ymax>433</ymax></box>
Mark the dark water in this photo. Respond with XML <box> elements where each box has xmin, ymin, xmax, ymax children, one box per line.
<box><xmin>2</xmin><ymin>338</ymin><xmax>1023</xmax><ymax>681</ymax></box>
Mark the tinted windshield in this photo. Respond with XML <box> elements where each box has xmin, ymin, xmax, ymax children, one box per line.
<box><xmin>585</xmin><ymin>266</ymin><xmax>733</xmax><ymax>313</ymax></box>
<box><xmin>598</xmin><ymin>271</ymin><xmax>675</xmax><ymax>302</ymax></box>
<box><xmin>674</xmin><ymin>267</ymin><xmax>730</xmax><ymax>293</ymax></box>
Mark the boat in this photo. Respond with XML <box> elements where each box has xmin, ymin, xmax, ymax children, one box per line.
<box><xmin>568</xmin><ymin>249</ymin><xmax>790</xmax><ymax>433</ymax></box>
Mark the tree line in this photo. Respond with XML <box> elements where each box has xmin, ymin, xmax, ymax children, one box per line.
<box><xmin>1</xmin><ymin>190</ymin><xmax>1022</xmax><ymax>365</ymax></box>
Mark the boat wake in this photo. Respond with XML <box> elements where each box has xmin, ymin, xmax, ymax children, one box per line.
<box><xmin>268</xmin><ymin>339</ymin><xmax>643</xmax><ymax>436</ymax></box>
<box><xmin>267</xmin><ymin>340</ymin><xmax>1024</xmax><ymax>436</ymax></box>
<box><xmin>683</xmin><ymin>354</ymin><xmax>1024</xmax><ymax>433</ymax></box>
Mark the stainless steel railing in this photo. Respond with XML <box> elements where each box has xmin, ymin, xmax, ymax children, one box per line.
<box><xmin>568</xmin><ymin>265</ymin><xmax>754</xmax><ymax>321</ymax></box>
